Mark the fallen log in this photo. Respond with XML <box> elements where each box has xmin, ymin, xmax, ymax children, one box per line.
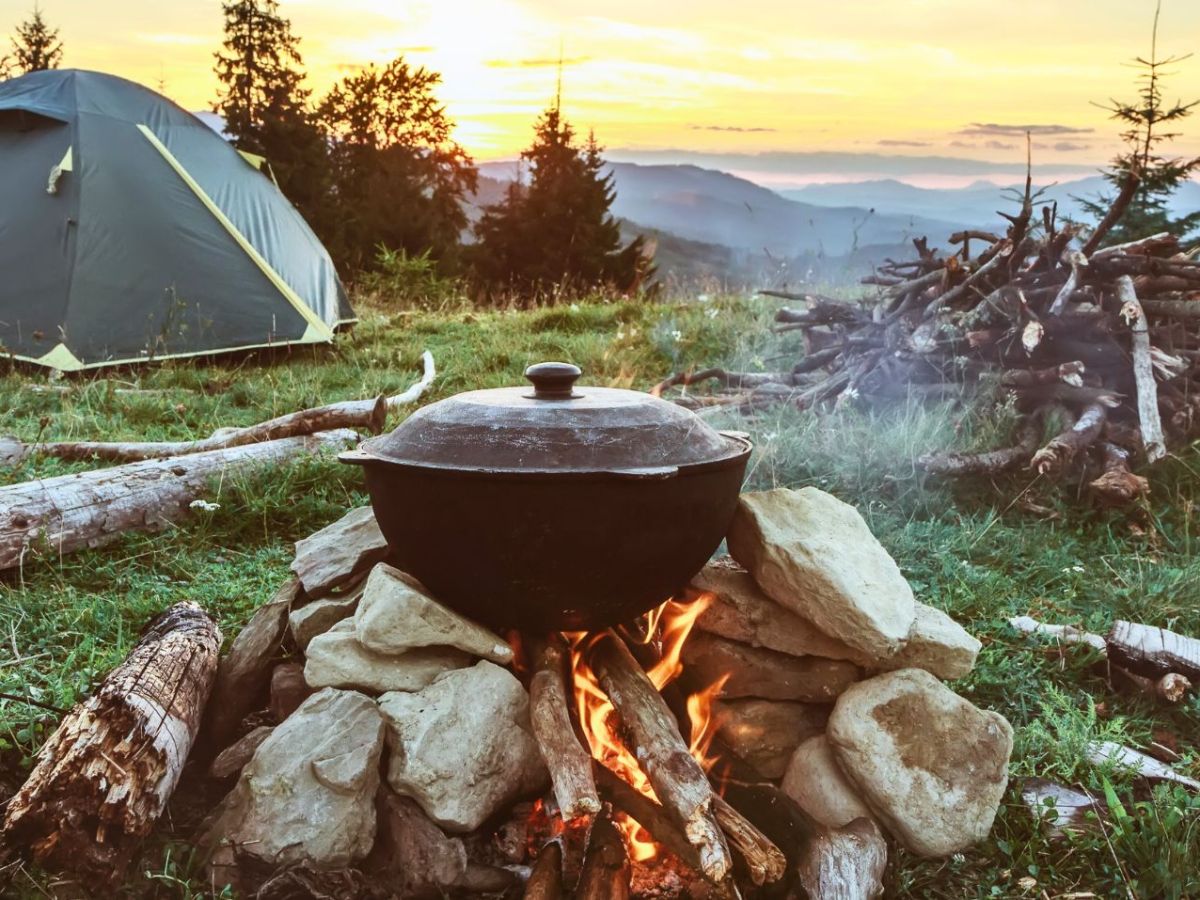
<box><xmin>0</xmin><ymin>602</ymin><xmax>221</xmax><ymax>885</ymax></box>
<box><xmin>1107</xmin><ymin>621</ymin><xmax>1200</xmax><ymax>681</ymax></box>
<box><xmin>11</xmin><ymin>351</ymin><xmax>435</xmax><ymax>464</ymax></box>
<box><xmin>1030</xmin><ymin>403</ymin><xmax>1106</xmax><ymax>476</ymax></box>
<box><xmin>529</xmin><ymin>634</ymin><xmax>601</xmax><ymax>820</ymax></box>
<box><xmin>576</xmin><ymin>808</ymin><xmax>631</xmax><ymax>900</ymax></box>
<box><xmin>0</xmin><ymin>429</ymin><xmax>358</xmax><ymax>571</ymax></box>
<box><xmin>588</xmin><ymin>632</ymin><xmax>732</xmax><ymax>883</ymax></box>
<box><xmin>919</xmin><ymin>414</ymin><xmax>1042</xmax><ymax>476</ymax></box>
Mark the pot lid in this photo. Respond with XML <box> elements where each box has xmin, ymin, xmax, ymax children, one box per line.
<box><xmin>359</xmin><ymin>361</ymin><xmax>748</xmax><ymax>476</ymax></box>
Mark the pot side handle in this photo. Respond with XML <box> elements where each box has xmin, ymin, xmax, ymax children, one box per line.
<box><xmin>609</xmin><ymin>465</ymin><xmax>679</xmax><ymax>480</ymax></box>
<box><xmin>338</xmin><ymin>448</ymin><xmax>373</xmax><ymax>466</ymax></box>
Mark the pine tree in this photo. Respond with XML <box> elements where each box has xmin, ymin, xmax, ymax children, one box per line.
<box><xmin>1078</xmin><ymin>4</ymin><xmax>1200</xmax><ymax>244</ymax></box>
<box><xmin>316</xmin><ymin>57</ymin><xmax>476</xmax><ymax>273</ymax></box>
<box><xmin>472</xmin><ymin>105</ymin><xmax>649</xmax><ymax>300</ymax></box>
<box><xmin>213</xmin><ymin>0</ymin><xmax>328</xmax><ymax>228</ymax></box>
<box><xmin>10</xmin><ymin>6</ymin><xmax>63</xmax><ymax>74</ymax></box>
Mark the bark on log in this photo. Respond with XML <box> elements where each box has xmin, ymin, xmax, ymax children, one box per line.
<box><xmin>919</xmin><ymin>415</ymin><xmax>1042</xmax><ymax>476</ymax></box>
<box><xmin>711</xmin><ymin>792</ymin><xmax>787</xmax><ymax>886</ymax></box>
<box><xmin>523</xmin><ymin>840</ymin><xmax>564</xmax><ymax>900</ymax></box>
<box><xmin>576</xmin><ymin>808</ymin><xmax>631</xmax><ymax>900</ymax></box>
<box><xmin>795</xmin><ymin>816</ymin><xmax>888</xmax><ymax>900</ymax></box>
<box><xmin>1088</xmin><ymin>442</ymin><xmax>1149</xmax><ymax>506</ymax></box>
<box><xmin>1141</xmin><ymin>299</ymin><xmax>1200</xmax><ymax>319</ymax></box>
<box><xmin>0</xmin><ymin>602</ymin><xmax>220</xmax><ymax>885</ymax></box>
<box><xmin>1107</xmin><ymin>621</ymin><xmax>1200</xmax><ymax>681</ymax></box>
<box><xmin>1031</xmin><ymin>403</ymin><xmax>1106</xmax><ymax>475</ymax></box>
<box><xmin>15</xmin><ymin>351</ymin><xmax>435</xmax><ymax>465</ymax></box>
<box><xmin>0</xmin><ymin>429</ymin><xmax>358</xmax><ymax>572</ymax></box>
<box><xmin>529</xmin><ymin>635</ymin><xmax>601</xmax><ymax>820</ymax></box>
<box><xmin>1081</xmin><ymin>172</ymin><xmax>1141</xmax><ymax>256</ymax></box>
<box><xmin>1116</xmin><ymin>276</ymin><xmax>1167</xmax><ymax>462</ymax></box>
<box><xmin>588</xmin><ymin>633</ymin><xmax>732</xmax><ymax>883</ymax></box>
<box><xmin>593</xmin><ymin>761</ymin><xmax>700</xmax><ymax>867</ymax></box>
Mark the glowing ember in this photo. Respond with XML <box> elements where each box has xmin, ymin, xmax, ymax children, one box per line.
<box><xmin>567</xmin><ymin>593</ymin><xmax>726</xmax><ymax>862</ymax></box>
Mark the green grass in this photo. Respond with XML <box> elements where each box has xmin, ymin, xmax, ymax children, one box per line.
<box><xmin>1</xmin><ymin>294</ymin><xmax>1198</xmax><ymax>898</ymax></box>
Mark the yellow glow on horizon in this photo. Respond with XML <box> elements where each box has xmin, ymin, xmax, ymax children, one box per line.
<box><xmin>3</xmin><ymin>0</ymin><xmax>1198</xmax><ymax>176</ymax></box>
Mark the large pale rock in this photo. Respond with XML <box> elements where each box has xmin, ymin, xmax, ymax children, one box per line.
<box><xmin>682</xmin><ymin>632</ymin><xmax>861</xmax><ymax>703</ymax></box>
<box><xmin>882</xmin><ymin>603</ymin><xmax>981</xmax><ymax>680</ymax></box>
<box><xmin>291</xmin><ymin>506</ymin><xmax>388</xmax><ymax>597</ymax></box>
<box><xmin>781</xmin><ymin>735</ymin><xmax>873</xmax><ymax>828</ymax></box>
<box><xmin>714</xmin><ymin>698</ymin><xmax>829</xmax><ymax>779</ymax></box>
<box><xmin>305</xmin><ymin>619</ymin><xmax>472</xmax><ymax>694</ymax></box>
<box><xmin>727</xmin><ymin>488</ymin><xmax>916</xmax><ymax>659</ymax></box>
<box><xmin>355</xmin><ymin>564</ymin><xmax>513</xmax><ymax>664</ymax></box>
<box><xmin>205</xmin><ymin>688</ymin><xmax>384</xmax><ymax>868</ymax></box>
<box><xmin>379</xmin><ymin>661</ymin><xmax>548</xmax><ymax>832</ymax></box>
<box><xmin>692</xmin><ymin>557</ymin><xmax>871</xmax><ymax>665</ymax></box>
<box><xmin>827</xmin><ymin>668</ymin><xmax>1013</xmax><ymax>858</ymax></box>
<box><xmin>289</xmin><ymin>592</ymin><xmax>361</xmax><ymax>651</ymax></box>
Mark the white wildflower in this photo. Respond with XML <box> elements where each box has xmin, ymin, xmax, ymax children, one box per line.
<box><xmin>670</xmin><ymin>329</ymin><xmax>683</xmax><ymax>342</ymax></box>
<box><xmin>190</xmin><ymin>499</ymin><xmax>221</xmax><ymax>512</ymax></box>
<box><xmin>697</xmin><ymin>293</ymin><xmax>711</xmax><ymax>302</ymax></box>
<box><xmin>706</xmin><ymin>307</ymin><xmax>720</xmax><ymax>319</ymax></box>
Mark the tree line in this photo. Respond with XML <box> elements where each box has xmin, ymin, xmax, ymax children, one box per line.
<box><xmin>2</xmin><ymin>3</ymin><xmax>1196</xmax><ymax>303</ymax></box>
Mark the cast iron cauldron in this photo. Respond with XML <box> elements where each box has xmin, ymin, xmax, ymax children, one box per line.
<box><xmin>339</xmin><ymin>362</ymin><xmax>751</xmax><ymax>630</ymax></box>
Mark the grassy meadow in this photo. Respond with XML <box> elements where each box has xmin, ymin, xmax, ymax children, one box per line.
<box><xmin>0</xmin><ymin>293</ymin><xmax>1198</xmax><ymax>898</ymax></box>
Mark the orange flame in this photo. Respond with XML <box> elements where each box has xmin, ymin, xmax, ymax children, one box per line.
<box><xmin>567</xmin><ymin>592</ymin><xmax>726</xmax><ymax>862</ymax></box>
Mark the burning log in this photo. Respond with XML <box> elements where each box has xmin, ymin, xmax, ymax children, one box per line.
<box><xmin>593</xmin><ymin>761</ymin><xmax>701</xmax><ymax>869</ymax></box>
<box><xmin>524</xmin><ymin>840</ymin><xmax>565</xmax><ymax>900</ymax></box>
<box><xmin>530</xmin><ymin>634</ymin><xmax>602</xmax><ymax>820</ymax></box>
<box><xmin>587</xmin><ymin>632</ymin><xmax>733</xmax><ymax>884</ymax></box>
<box><xmin>576</xmin><ymin>808</ymin><xmax>632</xmax><ymax>900</ymax></box>
<box><xmin>0</xmin><ymin>603</ymin><xmax>220</xmax><ymax>885</ymax></box>
<box><xmin>711</xmin><ymin>793</ymin><xmax>787</xmax><ymax>886</ymax></box>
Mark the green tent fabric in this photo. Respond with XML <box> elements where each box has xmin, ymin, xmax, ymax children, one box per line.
<box><xmin>0</xmin><ymin>69</ymin><xmax>353</xmax><ymax>371</ymax></box>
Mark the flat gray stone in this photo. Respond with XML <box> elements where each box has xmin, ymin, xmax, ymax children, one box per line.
<box><xmin>289</xmin><ymin>592</ymin><xmax>361</xmax><ymax>651</ymax></box>
<box><xmin>882</xmin><ymin>603</ymin><xmax>981</xmax><ymax>681</ymax></box>
<box><xmin>727</xmin><ymin>488</ymin><xmax>916</xmax><ymax>660</ymax></box>
<box><xmin>827</xmin><ymin>668</ymin><xmax>1013</xmax><ymax>858</ymax></box>
<box><xmin>714</xmin><ymin>698</ymin><xmax>830</xmax><ymax>779</ymax></box>
<box><xmin>291</xmin><ymin>507</ymin><xmax>388</xmax><ymax>597</ymax></box>
<box><xmin>380</xmin><ymin>660</ymin><xmax>548</xmax><ymax>832</ymax></box>
<box><xmin>692</xmin><ymin>557</ymin><xmax>871</xmax><ymax>665</ymax></box>
<box><xmin>205</xmin><ymin>688</ymin><xmax>384</xmax><ymax>868</ymax></box>
<box><xmin>682</xmin><ymin>632</ymin><xmax>861</xmax><ymax>703</ymax></box>
<box><xmin>355</xmin><ymin>564</ymin><xmax>513</xmax><ymax>664</ymax></box>
<box><xmin>305</xmin><ymin>619</ymin><xmax>472</xmax><ymax>694</ymax></box>
<box><xmin>781</xmin><ymin>734</ymin><xmax>874</xmax><ymax>828</ymax></box>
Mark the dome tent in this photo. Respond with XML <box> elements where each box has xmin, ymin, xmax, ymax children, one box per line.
<box><xmin>0</xmin><ymin>69</ymin><xmax>353</xmax><ymax>371</ymax></box>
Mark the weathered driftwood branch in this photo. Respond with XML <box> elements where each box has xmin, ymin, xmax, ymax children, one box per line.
<box><xmin>529</xmin><ymin>634</ymin><xmax>601</xmax><ymax>820</ymax></box>
<box><xmin>0</xmin><ymin>429</ymin><xmax>358</xmax><ymax>571</ymax></box>
<box><xmin>576</xmin><ymin>808</ymin><xmax>631</xmax><ymax>900</ymax></box>
<box><xmin>12</xmin><ymin>351</ymin><xmax>435</xmax><ymax>465</ymax></box>
<box><xmin>795</xmin><ymin>816</ymin><xmax>888</xmax><ymax>900</ymax></box>
<box><xmin>588</xmin><ymin>633</ymin><xmax>731</xmax><ymax>883</ymax></box>
<box><xmin>1107</xmin><ymin>621</ymin><xmax>1200</xmax><ymax>681</ymax></box>
<box><xmin>1116</xmin><ymin>276</ymin><xmax>1166</xmax><ymax>463</ymax></box>
<box><xmin>0</xmin><ymin>603</ymin><xmax>220</xmax><ymax>885</ymax></box>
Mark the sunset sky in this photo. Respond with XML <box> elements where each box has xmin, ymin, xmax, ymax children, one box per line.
<box><xmin>4</xmin><ymin>0</ymin><xmax>1198</xmax><ymax>187</ymax></box>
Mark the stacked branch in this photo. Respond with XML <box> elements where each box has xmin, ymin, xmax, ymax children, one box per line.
<box><xmin>653</xmin><ymin>184</ymin><xmax>1200</xmax><ymax>501</ymax></box>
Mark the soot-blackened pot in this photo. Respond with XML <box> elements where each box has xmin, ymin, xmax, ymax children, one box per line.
<box><xmin>339</xmin><ymin>362</ymin><xmax>751</xmax><ymax>630</ymax></box>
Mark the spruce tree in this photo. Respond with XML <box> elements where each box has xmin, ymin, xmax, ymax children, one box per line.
<box><xmin>1078</xmin><ymin>5</ymin><xmax>1200</xmax><ymax>244</ymax></box>
<box><xmin>472</xmin><ymin>105</ymin><xmax>649</xmax><ymax>300</ymax></box>
<box><xmin>213</xmin><ymin>0</ymin><xmax>328</xmax><ymax>229</ymax></box>
<box><xmin>316</xmin><ymin>58</ymin><xmax>476</xmax><ymax>273</ymax></box>
<box><xmin>10</xmin><ymin>6</ymin><xmax>63</xmax><ymax>74</ymax></box>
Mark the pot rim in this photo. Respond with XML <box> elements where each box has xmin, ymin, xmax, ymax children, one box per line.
<box><xmin>339</xmin><ymin>432</ymin><xmax>753</xmax><ymax>481</ymax></box>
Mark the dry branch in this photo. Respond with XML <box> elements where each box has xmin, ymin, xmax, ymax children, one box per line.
<box><xmin>576</xmin><ymin>809</ymin><xmax>631</xmax><ymax>900</ymax></box>
<box><xmin>711</xmin><ymin>792</ymin><xmax>787</xmax><ymax>886</ymax></box>
<box><xmin>1116</xmin><ymin>276</ymin><xmax>1167</xmax><ymax>462</ymax></box>
<box><xmin>0</xmin><ymin>603</ymin><xmax>220</xmax><ymax>885</ymax></box>
<box><xmin>588</xmin><ymin>633</ymin><xmax>732</xmax><ymax>883</ymax></box>
<box><xmin>1031</xmin><ymin>403</ymin><xmax>1106</xmax><ymax>476</ymax></box>
<box><xmin>1107</xmin><ymin>621</ymin><xmax>1200</xmax><ymax>681</ymax></box>
<box><xmin>529</xmin><ymin>635</ymin><xmax>601</xmax><ymax>820</ymax></box>
<box><xmin>0</xmin><ymin>430</ymin><xmax>358</xmax><ymax>571</ymax></box>
<box><xmin>13</xmin><ymin>351</ymin><xmax>434</xmax><ymax>464</ymax></box>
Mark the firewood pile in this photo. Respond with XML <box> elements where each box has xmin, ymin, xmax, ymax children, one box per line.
<box><xmin>1</xmin><ymin>486</ymin><xmax>1050</xmax><ymax>899</ymax></box>
<box><xmin>654</xmin><ymin>178</ymin><xmax>1200</xmax><ymax>504</ymax></box>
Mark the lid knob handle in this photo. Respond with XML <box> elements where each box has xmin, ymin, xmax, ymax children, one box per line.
<box><xmin>525</xmin><ymin>362</ymin><xmax>582</xmax><ymax>399</ymax></box>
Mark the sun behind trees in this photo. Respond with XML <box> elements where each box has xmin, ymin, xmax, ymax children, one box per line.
<box><xmin>471</xmin><ymin>104</ymin><xmax>651</xmax><ymax>301</ymax></box>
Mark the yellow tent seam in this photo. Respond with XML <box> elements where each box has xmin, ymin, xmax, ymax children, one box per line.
<box><xmin>135</xmin><ymin>124</ymin><xmax>333</xmax><ymax>340</ymax></box>
<box><xmin>33</xmin><ymin>342</ymin><xmax>84</xmax><ymax>372</ymax></box>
